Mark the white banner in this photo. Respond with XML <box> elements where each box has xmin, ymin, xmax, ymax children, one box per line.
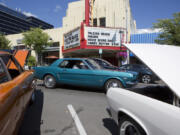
<box><xmin>85</xmin><ymin>27</ymin><xmax>124</xmax><ymax>46</ymax></box>
<box><xmin>64</xmin><ymin>27</ymin><xmax>80</xmax><ymax>50</ymax></box>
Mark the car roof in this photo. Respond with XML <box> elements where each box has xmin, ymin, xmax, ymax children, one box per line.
<box><xmin>124</xmin><ymin>43</ymin><xmax>180</xmax><ymax>97</ymax></box>
<box><xmin>51</xmin><ymin>58</ymin><xmax>87</xmax><ymax>66</ymax></box>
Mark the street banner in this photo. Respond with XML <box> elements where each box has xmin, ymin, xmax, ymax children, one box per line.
<box><xmin>64</xmin><ymin>27</ymin><xmax>80</xmax><ymax>50</ymax></box>
<box><xmin>84</xmin><ymin>26</ymin><xmax>124</xmax><ymax>46</ymax></box>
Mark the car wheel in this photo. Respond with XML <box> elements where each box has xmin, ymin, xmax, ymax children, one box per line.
<box><xmin>105</xmin><ymin>79</ymin><xmax>123</xmax><ymax>93</ymax></box>
<box><xmin>119</xmin><ymin>116</ymin><xmax>146</xmax><ymax>135</ymax></box>
<box><xmin>141</xmin><ymin>74</ymin><xmax>151</xmax><ymax>84</ymax></box>
<box><xmin>44</xmin><ymin>75</ymin><xmax>56</xmax><ymax>88</ymax></box>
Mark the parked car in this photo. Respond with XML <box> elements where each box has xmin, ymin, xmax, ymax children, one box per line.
<box><xmin>33</xmin><ymin>58</ymin><xmax>138</xmax><ymax>92</ymax></box>
<box><xmin>91</xmin><ymin>58</ymin><xmax>139</xmax><ymax>77</ymax></box>
<box><xmin>0</xmin><ymin>51</ymin><xmax>36</xmax><ymax>135</ymax></box>
<box><xmin>119</xmin><ymin>64</ymin><xmax>158</xmax><ymax>84</ymax></box>
<box><xmin>107</xmin><ymin>44</ymin><xmax>180</xmax><ymax>135</ymax></box>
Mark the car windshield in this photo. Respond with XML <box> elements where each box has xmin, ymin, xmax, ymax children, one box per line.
<box><xmin>85</xmin><ymin>59</ymin><xmax>102</xmax><ymax>70</ymax></box>
<box><xmin>93</xmin><ymin>58</ymin><xmax>113</xmax><ymax>67</ymax></box>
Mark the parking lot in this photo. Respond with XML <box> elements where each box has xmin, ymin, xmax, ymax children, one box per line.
<box><xmin>18</xmin><ymin>81</ymin><xmax>164</xmax><ymax>135</ymax></box>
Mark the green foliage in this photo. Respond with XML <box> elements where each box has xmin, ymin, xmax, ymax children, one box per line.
<box><xmin>27</xmin><ymin>55</ymin><xmax>36</xmax><ymax>67</ymax></box>
<box><xmin>0</xmin><ymin>34</ymin><xmax>11</xmax><ymax>49</ymax></box>
<box><xmin>22</xmin><ymin>28</ymin><xmax>52</xmax><ymax>53</ymax></box>
<box><xmin>153</xmin><ymin>12</ymin><xmax>180</xmax><ymax>46</ymax></box>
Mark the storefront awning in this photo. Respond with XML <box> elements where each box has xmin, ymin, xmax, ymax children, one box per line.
<box><xmin>45</xmin><ymin>55</ymin><xmax>59</xmax><ymax>59</ymax></box>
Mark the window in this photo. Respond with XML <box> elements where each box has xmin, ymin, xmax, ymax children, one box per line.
<box><xmin>93</xmin><ymin>18</ymin><xmax>97</xmax><ymax>27</ymax></box>
<box><xmin>99</xmin><ymin>17</ymin><xmax>106</xmax><ymax>27</ymax></box>
<box><xmin>0</xmin><ymin>60</ymin><xmax>9</xmax><ymax>84</ymax></box>
<box><xmin>85</xmin><ymin>59</ymin><xmax>101</xmax><ymax>70</ymax></box>
<box><xmin>50</xmin><ymin>42</ymin><xmax>59</xmax><ymax>47</ymax></box>
<box><xmin>16</xmin><ymin>39</ymin><xmax>23</xmax><ymax>44</ymax></box>
<box><xmin>59</xmin><ymin>60</ymin><xmax>69</xmax><ymax>68</ymax></box>
<box><xmin>60</xmin><ymin>60</ymin><xmax>89</xmax><ymax>69</ymax></box>
<box><xmin>13</xmin><ymin>45</ymin><xmax>26</xmax><ymax>50</ymax></box>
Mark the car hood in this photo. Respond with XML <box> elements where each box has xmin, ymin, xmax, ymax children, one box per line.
<box><xmin>13</xmin><ymin>50</ymin><xmax>29</xmax><ymax>67</ymax></box>
<box><xmin>102</xmin><ymin>67</ymin><xmax>138</xmax><ymax>76</ymax></box>
<box><xmin>124</xmin><ymin>44</ymin><xmax>180</xmax><ymax>97</ymax></box>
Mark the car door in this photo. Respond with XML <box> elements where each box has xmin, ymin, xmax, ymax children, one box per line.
<box><xmin>10</xmin><ymin>55</ymin><xmax>34</xmax><ymax>109</ymax></box>
<box><xmin>0</xmin><ymin>56</ymin><xmax>23</xmax><ymax>135</ymax></box>
<box><xmin>57</xmin><ymin>60</ymin><xmax>96</xmax><ymax>87</ymax></box>
<box><xmin>0</xmin><ymin>55</ymin><xmax>34</xmax><ymax>135</ymax></box>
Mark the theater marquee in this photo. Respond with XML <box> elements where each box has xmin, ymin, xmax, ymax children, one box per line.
<box><xmin>84</xmin><ymin>26</ymin><xmax>124</xmax><ymax>46</ymax></box>
<box><xmin>64</xmin><ymin>27</ymin><xmax>80</xmax><ymax>50</ymax></box>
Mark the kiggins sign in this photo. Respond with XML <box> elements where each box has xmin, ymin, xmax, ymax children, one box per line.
<box><xmin>64</xmin><ymin>27</ymin><xmax>80</xmax><ymax>50</ymax></box>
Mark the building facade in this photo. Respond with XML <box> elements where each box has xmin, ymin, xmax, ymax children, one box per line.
<box><xmin>5</xmin><ymin>0</ymin><xmax>136</xmax><ymax>66</ymax></box>
<box><xmin>0</xmin><ymin>4</ymin><xmax>53</xmax><ymax>35</ymax></box>
<box><xmin>61</xmin><ymin>0</ymin><xmax>136</xmax><ymax>65</ymax></box>
<box><xmin>6</xmin><ymin>28</ymin><xmax>63</xmax><ymax>65</ymax></box>
<box><xmin>63</xmin><ymin>0</ymin><xmax>136</xmax><ymax>35</ymax></box>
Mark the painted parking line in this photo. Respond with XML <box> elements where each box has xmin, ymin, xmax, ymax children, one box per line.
<box><xmin>67</xmin><ymin>104</ymin><xmax>87</xmax><ymax>135</ymax></box>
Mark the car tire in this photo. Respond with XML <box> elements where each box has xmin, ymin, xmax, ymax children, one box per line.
<box><xmin>104</xmin><ymin>79</ymin><xmax>123</xmax><ymax>93</ymax></box>
<box><xmin>141</xmin><ymin>74</ymin><xmax>151</xmax><ymax>84</ymax></box>
<box><xmin>44</xmin><ymin>74</ymin><xmax>56</xmax><ymax>88</ymax></box>
<box><xmin>119</xmin><ymin>116</ymin><xmax>146</xmax><ymax>135</ymax></box>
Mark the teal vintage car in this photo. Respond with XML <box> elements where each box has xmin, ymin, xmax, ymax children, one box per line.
<box><xmin>33</xmin><ymin>58</ymin><xmax>137</xmax><ymax>92</ymax></box>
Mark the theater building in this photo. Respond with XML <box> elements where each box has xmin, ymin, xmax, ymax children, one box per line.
<box><xmin>6</xmin><ymin>0</ymin><xmax>136</xmax><ymax>66</ymax></box>
<box><xmin>61</xmin><ymin>0</ymin><xmax>136</xmax><ymax>65</ymax></box>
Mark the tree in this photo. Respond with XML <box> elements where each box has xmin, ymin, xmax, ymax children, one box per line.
<box><xmin>0</xmin><ymin>34</ymin><xmax>11</xmax><ymax>49</ymax></box>
<box><xmin>153</xmin><ymin>12</ymin><xmax>180</xmax><ymax>46</ymax></box>
<box><xmin>22</xmin><ymin>28</ymin><xmax>52</xmax><ymax>64</ymax></box>
<box><xmin>23</xmin><ymin>28</ymin><xmax>52</xmax><ymax>53</ymax></box>
<box><xmin>27</xmin><ymin>55</ymin><xmax>36</xmax><ymax>67</ymax></box>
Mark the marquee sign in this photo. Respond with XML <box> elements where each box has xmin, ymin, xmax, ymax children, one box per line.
<box><xmin>84</xmin><ymin>26</ymin><xmax>124</xmax><ymax>47</ymax></box>
<box><xmin>64</xmin><ymin>27</ymin><xmax>80</xmax><ymax>50</ymax></box>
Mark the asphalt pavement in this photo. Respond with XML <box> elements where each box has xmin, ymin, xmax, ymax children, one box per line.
<box><xmin>18</xmin><ymin>81</ymin><xmax>165</xmax><ymax>135</ymax></box>
<box><xmin>18</xmin><ymin>83</ymin><xmax>117</xmax><ymax>135</ymax></box>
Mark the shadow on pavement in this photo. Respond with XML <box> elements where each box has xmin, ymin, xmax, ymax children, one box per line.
<box><xmin>103</xmin><ymin>118</ymin><xmax>118</xmax><ymax>135</ymax></box>
<box><xmin>57</xmin><ymin>84</ymin><xmax>104</xmax><ymax>93</ymax></box>
<box><xmin>37</xmin><ymin>80</ymin><xmax>104</xmax><ymax>93</ymax></box>
<box><xmin>18</xmin><ymin>89</ymin><xmax>44</xmax><ymax>135</ymax></box>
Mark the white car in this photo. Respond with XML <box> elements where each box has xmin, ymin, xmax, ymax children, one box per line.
<box><xmin>107</xmin><ymin>44</ymin><xmax>180</xmax><ymax>135</ymax></box>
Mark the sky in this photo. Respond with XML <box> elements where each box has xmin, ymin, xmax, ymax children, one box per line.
<box><xmin>0</xmin><ymin>0</ymin><xmax>180</xmax><ymax>29</ymax></box>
